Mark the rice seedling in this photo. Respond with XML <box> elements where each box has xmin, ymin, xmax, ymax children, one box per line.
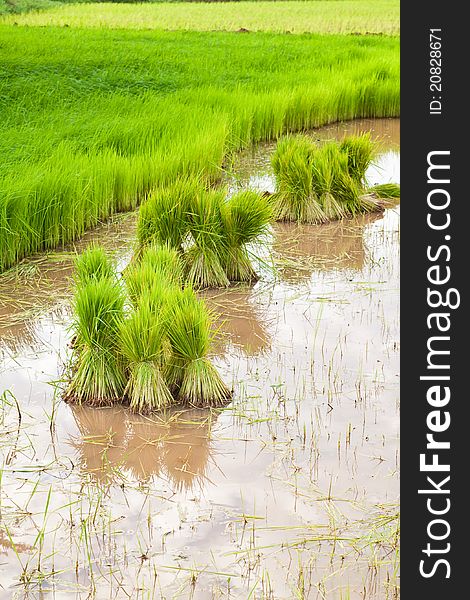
<box><xmin>139</xmin><ymin>244</ymin><xmax>185</xmax><ymax>287</ymax></box>
<box><xmin>271</xmin><ymin>136</ymin><xmax>327</xmax><ymax>224</ymax></box>
<box><xmin>219</xmin><ymin>190</ymin><xmax>272</xmax><ymax>283</ymax></box>
<box><xmin>73</xmin><ymin>245</ymin><xmax>114</xmax><ymax>286</ymax></box>
<box><xmin>65</xmin><ymin>240</ymin><xmax>231</xmax><ymax>411</ymax></box>
<box><xmin>137</xmin><ymin>178</ymin><xmax>199</xmax><ymax>251</ymax></box>
<box><xmin>125</xmin><ymin>244</ymin><xmax>184</xmax><ymax>310</ymax></box>
<box><xmin>124</xmin><ymin>261</ymin><xmax>171</xmax><ymax>313</ymax></box>
<box><xmin>165</xmin><ymin>287</ymin><xmax>231</xmax><ymax>407</ymax></box>
<box><xmin>137</xmin><ymin>183</ymin><xmax>270</xmax><ymax>288</ymax></box>
<box><xmin>310</xmin><ymin>145</ymin><xmax>350</xmax><ymax>220</ymax></box>
<box><xmin>66</xmin><ymin>277</ymin><xmax>126</xmax><ymax>406</ymax></box>
<box><xmin>184</xmin><ymin>188</ymin><xmax>230</xmax><ymax>289</ymax></box>
<box><xmin>271</xmin><ymin>133</ymin><xmax>391</xmax><ymax>223</ymax></box>
<box><xmin>119</xmin><ymin>297</ymin><xmax>173</xmax><ymax>414</ymax></box>
<box><xmin>368</xmin><ymin>182</ymin><xmax>401</xmax><ymax>198</ymax></box>
<box><xmin>339</xmin><ymin>133</ymin><xmax>375</xmax><ymax>186</ymax></box>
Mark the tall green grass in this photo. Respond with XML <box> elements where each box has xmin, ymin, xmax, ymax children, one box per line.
<box><xmin>0</xmin><ymin>24</ymin><xmax>399</xmax><ymax>271</ymax></box>
<box><xmin>165</xmin><ymin>286</ymin><xmax>230</xmax><ymax>407</ymax></box>
<box><xmin>119</xmin><ymin>297</ymin><xmax>173</xmax><ymax>413</ymax></box>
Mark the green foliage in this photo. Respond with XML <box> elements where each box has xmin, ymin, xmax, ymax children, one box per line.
<box><xmin>67</xmin><ymin>276</ymin><xmax>126</xmax><ymax>405</ymax></box>
<box><xmin>138</xmin><ymin>179</ymin><xmax>271</xmax><ymax>287</ymax></box>
<box><xmin>368</xmin><ymin>182</ymin><xmax>400</xmax><ymax>198</ymax></box>
<box><xmin>339</xmin><ymin>133</ymin><xmax>374</xmax><ymax>185</ymax></box>
<box><xmin>137</xmin><ymin>179</ymin><xmax>198</xmax><ymax>251</ymax></box>
<box><xmin>0</xmin><ymin>2</ymin><xmax>400</xmax><ymax>35</ymax></box>
<box><xmin>119</xmin><ymin>298</ymin><xmax>173</xmax><ymax>413</ymax></box>
<box><xmin>74</xmin><ymin>245</ymin><xmax>115</xmax><ymax>286</ymax></box>
<box><xmin>0</xmin><ymin>23</ymin><xmax>399</xmax><ymax>271</ymax></box>
<box><xmin>220</xmin><ymin>190</ymin><xmax>272</xmax><ymax>282</ymax></box>
<box><xmin>139</xmin><ymin>244</ymin><xmax>185</xmax><ymax>287</ymax></box>
<box><xmin>271</xmin><ymin>133</ymin><xmax>393</xmax><ymax>223</ymax></box>
<box><xmin>165</xmin><ymin>287</ymin><xmax>231</xmax><ymax>406</ymax></box>
<box><xmin>67</xmin><ymin>245</ymin><xmax>230</xmax><ymax>412</ymax></box>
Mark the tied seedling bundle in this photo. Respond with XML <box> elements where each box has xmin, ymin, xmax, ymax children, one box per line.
<box><xmin>137</xmin><ymin>179</ymin><xmax>271</xmax><ymax>288</ymax></box>
<box><xmin>271</xmin><ymin>133</ymin><xmax>400</xmax><ymax>224</ymax></box>
<box><xmin>66</xmin><ymin>245</ymin><xmax>231</xmax><ymax>414</ymax></box>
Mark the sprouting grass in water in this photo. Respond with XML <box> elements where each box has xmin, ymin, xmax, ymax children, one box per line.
<box><xmin>137</xmin><ymin>179</ymin><xmax>196</xmax><ymax>252</ymax></box>
<box><xmin>271</xmin><ymin>136</ymin><xmax>327</xmax><ymax>224</ymax></box>
<box><xmin>220</xmin><ymin>190</ymin><xmax>272</xmax><ymax>283</ymax></box>
<box><xmin>137</xmin><ymin>180</ymin><xmax>271</xmax><ymax>288</ymax></box>
<box><xmin>310</xmin><ymin>144</ymin><xmax>350</xmax><ymax>220</ymax></box>
<box><xmin>368</xmin><ymin>182</ymin><xmax>401</xmax><ymax>198</ymax></box>
<box><xmin>67</xmin><ymin>244</ymin><xmax>230</xmax><ymax>412</ymax></box>
<box><xmin>339</xmin><ymin>133</ymin><xmax>374</xmax><ymax>186</ymax></box>
<box><xmin>139</xmin><ymin>243</ymin><xmax>185</xmax><ymax>287</ymax></box>
<box><xmin>66</xmin><ymin>277</ymin><xmax>126</xmax><ymax>406</ymax></box>
<box><xmin>185</xmin><ymin>188</ymin><xmax>230</xmax><ymax>289</ymax></box>
<box><xmin>73</xmin><ymin>245</ymin><xmax>115</xmax><ymax>286</ymax></box>
<box><xmin>124</xmin><ymin>262</ymin><xmax>170</xmax><ymax>311</ymax></box>
<box><xmin>271</xmin><ymin>133</ymin><xmax>397</xmax><ymax>224</ymax></box>
<box><xmin>166</xmin><ymin>287</ymin><xmax>231</xmax><ymax>407</ymax></box>
<box><xmin>119</xmin><ymin>297</ymin><xmax>173</xmax><ymax>414</ymax></box>
<box><xmin>125</xmin><ymin>244</ymin><xmax>184</xmax><ymax>308</ymax></box>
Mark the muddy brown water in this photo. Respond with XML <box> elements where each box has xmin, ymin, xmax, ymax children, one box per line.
<box><xmin>0</xmin><ymin>119</ymin><xmax>399</xmax><ymax>599</ymax></box>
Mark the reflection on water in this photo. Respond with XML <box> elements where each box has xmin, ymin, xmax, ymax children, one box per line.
<box><xmin>202</xmin><ymin>287</ymin><xmax>272</xmax><ymax>355</ymax></box>
<box><xmin>0</xmin><ymin>529</ymin><xmax>33</xmax><ymax>555</ymax></box>
<box><xmin>273</xmin><ymin>210</ymin><xmax>387</xmax><ymax>281</ymax></box>
<box><xmin>0</xmin><ymin>213</ymin><xmax>135</xmax><ymax>354</ymax></box>
<box><xmin>70</xmin><ymin>405</ymin><xmax>218</xmax><ymax>490</ymax></box>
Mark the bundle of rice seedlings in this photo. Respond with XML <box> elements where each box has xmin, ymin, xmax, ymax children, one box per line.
<box><xmin>357</xmin><ymin>192</ymin><xmax>384</xmax><ymax>213</ymax></box>
<box><xmin>310</xmin><ymin>144</ymin><xmax>349</xmax><ymax>220</ymax></box>
<box><xmin>339</xmin><ymin>132</ymin><xmax>374</xmax><ymax>185</ymax></box>
<box><xmin>139</xmin><ymin>243</ymin><xmax>184</xmax><ymax>287</ymax></box>
<box><xmin>271</xmin><ymin>136</ymin><xmax>327</xmax><ymax>224</ymax></box>
<box><xmin>271</xmin><ymin>135</ymin><xmax>313</xmax><ymax>178</ymax></box>
<box><xmin>368</xmin><ymin>183</ymin><xmax>401</xmax><ymax>198</ymax></box>
<box><xmin>124</xmin><ymin>261</ymin><xmax>170</xmax><ymax>311</ymax></box>
<box><xmin>119</xmin><ymin>298</ymin><xmax>173</xmax><ymax>414</ymax></box>
<box><xmin>185</xmin><ymin>189</ymin><xmax>230</xmax><ymax>288</ymax></box>
<box><xmin>328</xmin><ymin>147</ymin><xmax>368</xmax><ymax>215</ymax></box>
<box><xmin>165</xmin><ymin>287</ymin><xmax>231</xmax><ymax>407</ymax></box>
<box><xmin>66</xmin><ymin>278</ymin><xmax>126</xmax><ymax>406</ymax></box>
<box><xmin>137</xmin><ymin>178</ymin><xmax>199</xmax><ymax>250</ymax></box>
<box><xmin>74</xmin><ymin>245</ymin><xmax>114</xmax><ymax>286</ymax></box>
<box><xmin>220</xmin><ymin>190</ymin><xmax>272</xmax><ymax>282</ymax></box>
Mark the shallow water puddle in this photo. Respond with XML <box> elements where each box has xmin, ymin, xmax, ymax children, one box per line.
<box><xmin>0</xmin><ymin>119</ymin><xmax>399</xmax><ymax>599</ymax></box>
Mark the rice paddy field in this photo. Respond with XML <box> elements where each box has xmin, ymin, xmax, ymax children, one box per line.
<box><xmin>0</xmin><ymin>2</ymin><xmax>400</xmax><ymax>598</ymax></box>
<box><xmin>0</xmin><ymin>1</ymin><xmax>400</xmax><ymax>34</ymax></box>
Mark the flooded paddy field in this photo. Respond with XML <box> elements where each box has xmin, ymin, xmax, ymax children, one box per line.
<box><xmin>0</xmin><ymin>119</ymin><xmax>399</xmax><ymax>599</ymax></box>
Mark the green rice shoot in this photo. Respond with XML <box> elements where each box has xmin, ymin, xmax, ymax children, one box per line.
<box><xmin>73</xmin><ymin>245</ymin><xmax>115</xmax><ymax>286</ymax></box>
<box><xmin>166</xmin><ymin>287</ymin><xmax>231</xmax><ymax>407</ymax></box>
<box><xmin>66</xmin><ymin>277</ymin><xmax>126</xmax><ymax>406</ymax></box>
<box><xmin>67</xmin><ymin>245</ymin><xmax>230</xmax><ymax>412</ymax></box>
<box><xmin>271</xmin><ymin>133</ymin><xmax>393</xmax><ymax>223</ymax></box>
<box><xmin>119</xmin><ymin>297</ymin><xmax>173</xmax><ymax>414</ymax></box>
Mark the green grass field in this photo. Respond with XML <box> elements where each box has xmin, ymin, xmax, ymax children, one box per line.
<box><xmin>1</xmin><ymin>1</ymin><xmax>399</xmax><ymax>35</ymax></box>
<box><xmin>0</xmin><ymin>1</ymin><xmax>399</xmax><ymax>272</ymax></box>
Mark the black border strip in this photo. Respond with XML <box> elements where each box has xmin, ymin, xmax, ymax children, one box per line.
<box><xmin>401</xmin><ymin>3</ymin><xmax>464</xmax><ymax>596</ymax></box>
